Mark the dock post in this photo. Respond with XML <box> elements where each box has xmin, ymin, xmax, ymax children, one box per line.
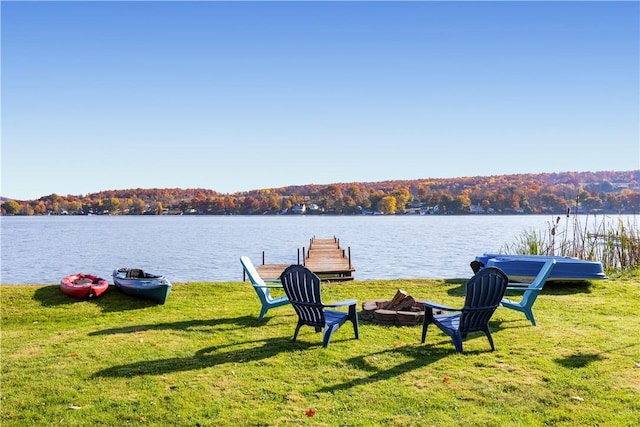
<box><xmin>348</xmin><ymin>246</ymin><xmax>352</xmax><ymax>269</ymax></box>
<box><xmin>262</xmin><ymin>251</ymin><xmax>265</xmax><ymax>265</ymax></box>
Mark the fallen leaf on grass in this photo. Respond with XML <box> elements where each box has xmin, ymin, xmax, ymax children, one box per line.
<box><xmin>68</xmin><ymin>405</ymin><xmax>81</xmax><ymax>410</ymax></box>
<box><xmin>305</xmin><ymin>408</ymin><xmax>316</xmax><ymax>417</ymax></box>
<box><xmin>571</xmin><ymin>396</ymin><xmax>584</xmax><ymax>402</ymax></box>
<box><xmin>70</xmin><ymin>353</ymin><xmax>79</xmax><ymax>358</ymax></box>
<box><xmin>443</xmin><ymin>376</ymin><xmax>450</xmax><ymax>383</ymax></box>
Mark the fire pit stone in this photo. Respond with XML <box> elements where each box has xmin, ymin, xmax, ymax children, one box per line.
<box><xmin>360</xmin><ymin>289</ymin><xmax>427</xmax><ymax>326</ymax></box>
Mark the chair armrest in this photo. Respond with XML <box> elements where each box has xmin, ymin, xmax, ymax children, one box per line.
<box><xmin>506</xmin><ymin>285</ymin><xmax>535</xmax><ymax>292</ymax></box>
<box><xmin>254</xmin><ymin>284</ymin><xmax>284</xmax><ymax>289</ymax></box>
<box><xmin>423</xmin><ymin>301</ymin><xmax>460</xmax><ymax>312</ymax></box>
<box><xmin>325</xmin><ymin>299</ymin><xmax>357</xmax><ymax>308</ymax></box>
<box><xmin>507</xmin><ymin>282</ymin><xmax>532</xmax><ymax>288</ymax></box>
<box><xmin>265</xmin><ymin>279</ymin><xmax>282</xmax><ymax>283</ymax></box>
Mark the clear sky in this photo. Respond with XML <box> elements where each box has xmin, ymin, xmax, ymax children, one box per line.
<box><xmin>2</xmin><ymin>1</ymin><xmax>638</xmax><ymax>200</ymax></box>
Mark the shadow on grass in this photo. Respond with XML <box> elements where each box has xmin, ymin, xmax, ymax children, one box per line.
<box><xmin>316</xmin><ymin>344</ymin><xmax>449</xmax><ymax>393</ymax></box>
<box><xmin>94</xmin><ymin>288</ymin><xmax>160</xmax><ymax>312</ymax></box>
<box><xmin>91</xmin><ymin>337</ymin><xmax>303</xmax><ymax>378</ymax></box>
<box><xmin>554</xmin><ymin>343</ymin><xmax>639</xmax><ymax>368</ymax></box>
<box><xmin>543</xmin><ymin>281</ymin><xmax>593</xmax><ymax>295</ymax></box>
<box><xmin>443</xmin><ymin>279</ymin><xmax>467</xmax><ymax>297</ymax></box>
<box><xmin>318</xmin><ymin>322</ymin><xmax>510</xmax><ymax>394</ymax></box>
<box><xmin>33</xmin><ymin>285</ymin><xmax>77</xmax><ymax>306</ymax></box>
<box><xmin>33</xmin><ymin>285</ymin><xmax>162</xmax><ymax>312</ymax></box>
<box><xmin>555</xmin><ymin>353</ymin><xmax>604</xmax><ymax>368</ymax></box>
<box><xmin>88</xmin><ymin>315</ymin><xmax>258</xmax><ymax>336</ymax></box>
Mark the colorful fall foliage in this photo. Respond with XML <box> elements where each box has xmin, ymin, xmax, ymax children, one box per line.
<box><xmin>2</xmin><ymin>171</ymin><xmax>639</xmax><ymax>216</ymax></box>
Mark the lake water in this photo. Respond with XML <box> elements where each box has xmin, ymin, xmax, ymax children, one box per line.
<box><xmin>0</xmin><ymin>214</ymin><xmax>623</xmax><ymax>284</ymax></box>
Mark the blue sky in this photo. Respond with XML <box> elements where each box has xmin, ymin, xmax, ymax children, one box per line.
<box><xmin>2</xmin><ymin>1</ymin><xmax>638</xmax><ymax>200</ymax></box>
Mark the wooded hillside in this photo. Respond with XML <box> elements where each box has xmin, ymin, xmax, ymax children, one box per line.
<box><xmin>2</xmin><ymin>170</ymin><xmax>639</xmax><ymax>216</ymax></box>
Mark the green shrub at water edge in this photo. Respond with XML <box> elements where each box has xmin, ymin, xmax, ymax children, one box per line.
<box><xmin>501</xmin><ymin>213</ymin><xmax>640</xmax><ymax>272</ymax></box>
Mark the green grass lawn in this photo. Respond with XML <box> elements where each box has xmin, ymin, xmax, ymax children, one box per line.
<box><xmin>2</xmin><ymin>273</ymin><xmax>639</xmax><ymax>426</ymax></box>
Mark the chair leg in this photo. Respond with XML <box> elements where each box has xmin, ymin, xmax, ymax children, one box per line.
<box><xmin>292</xmin><ymin>322</ymin><xmax>303</xmax><ymax>343</ymax></box>
<box><xmin>352</xmin><ymin>318</ymin><xmax>359</xmax><ymax>340</ymax></box>
<box><xmin>322</xmin><ymin>323</ymin><xmax>340</xmax><ymax>348</ymax></box>
<box><xmin>349</xmin><ymin>305</ymin><xmax>359</xmax><ymax>339</ymax></box>
<box><xmin>485</xmin><ymin>329</ymin><xmax>496</xmax><ymax>351</ymax></box>
<box><xmin>421</xmin><ymin>307</ymin><xmax>434</xmax><ymax>343</ymax></box>
<box><xmin>452</xmin><ymin>333</ymin><xmax>464</xmax><ymax>353</ymax></box>
<box><xmin>421</xmin><ymin>322</ymin><xmax>428</xmax><ymax>344</ymax></box>
<box><xmin>258</xmin><ymin>305</ymin><xmax>268</xmax><ymax>322</ymax></box>
<box><xmin>524</xmin><ymin>309</ymin><xmax>537</xmax><ymax>326</ymax></box>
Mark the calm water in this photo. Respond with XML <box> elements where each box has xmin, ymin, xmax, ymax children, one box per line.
<box><xmin>0</xmin><ymin>215</ymin><xmax>618</xmax><ymax>284</ymax></box>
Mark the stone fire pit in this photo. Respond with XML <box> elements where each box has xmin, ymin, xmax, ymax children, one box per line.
<box><xmin>361</xmin><ymin>289</ymin><xmax>427</xmax><ymax>326</ymax></box>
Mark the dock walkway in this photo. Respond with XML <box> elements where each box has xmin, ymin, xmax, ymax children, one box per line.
<box><xmin>254</xmin><ymin>236</ymin><xmax>355</xmax><ymax>282</ymax></box>
<box><xmin>303</xmin><ymin>237</ymin><xmax>355</xmax><ymax>281</ymax></box>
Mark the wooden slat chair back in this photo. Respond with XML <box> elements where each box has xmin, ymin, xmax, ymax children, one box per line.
<box><xmin>240</xmin><ymin>256</ymin><xmax>289</xmax><ymax>322</ymax></box>
<box><xmin>280</xmin><ymin>264</ymin><xmax>358</xmax><ymax>348</ymax></box>
<box><xmin>421</xmin><ymin>267</ymin><xmax>509</xmax><ymax>353</ymax></box>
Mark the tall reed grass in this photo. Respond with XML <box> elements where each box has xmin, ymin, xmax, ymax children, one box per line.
<box><xmin>501</xmin><ymin>211</ymin><xmax>640</xmax><ymax>272</ymax></box>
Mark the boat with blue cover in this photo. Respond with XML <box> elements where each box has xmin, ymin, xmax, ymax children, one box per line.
<box><xmin>473</xmin><ymin>254</ymin><xmax>607</xmax><ymax>283</ymax></box>
<box><xmin>112</xmin><ymin>268</ymin><xmax>172</xmax><ymax>304</ymax></box>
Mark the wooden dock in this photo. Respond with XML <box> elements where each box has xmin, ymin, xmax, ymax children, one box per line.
<box><xmin>254</xmin><ymin>263</ymin><xmax>290</xmax><ymax>281</ymax></box>
<box><xmin>253</xmin><ymin>236</ymin><xmax>355</xmax><ymax>282</ymax></box>
<box><xmin>302</xmin><ymin>236</ymin><xmax>355</xmax><ymax>281</ymax></box>
<box><xmin>253</xmin><ymin>250</ymin><xmax>297</xmax><ymax>281</ymax></box>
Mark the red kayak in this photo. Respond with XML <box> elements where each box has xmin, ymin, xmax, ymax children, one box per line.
<box><xmin>60</xmin><ymin>273</ymin><xmax>109</xmax><ymax>299</ymax></box>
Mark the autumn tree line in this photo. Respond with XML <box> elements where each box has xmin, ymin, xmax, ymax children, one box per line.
<box><xmin>2</xmin><ymin>171</ymin><xmax>639</xmax><ymax>216</ymax></box>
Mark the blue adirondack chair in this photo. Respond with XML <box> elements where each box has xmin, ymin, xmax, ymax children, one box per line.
<box><xmin>421</xmin><ymin>267</ymin><xmax>509</xmax><ymax>353</ymax></box>
<box><xmin>240</xmin><ymin>256</ymin><xmax>290</xmax><ymax>321</ymax></box>
<box><xmin>280</xmin><ymin>264</ymin><xmax>359</xmax><ymax>348</ymax></box>
<box><xmin>500</xmin><ymin>259</ymin><xmax>556</xmax><ymax>326</ymax></box>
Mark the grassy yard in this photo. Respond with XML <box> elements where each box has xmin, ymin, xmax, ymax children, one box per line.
<box><xmin>2</xmin><ymin>273</ymin><xmax>639</xmax><ymax>426</ymax></box>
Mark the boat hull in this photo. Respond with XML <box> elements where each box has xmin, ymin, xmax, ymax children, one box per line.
<box><xmin>475</xmin><ymin>254</ymin><xmax>607</xmax><ymax>282</ymax></box>
<box><xmin>60</xmin><ymin>274</ymin><xmax>109</xmax><ymax>298</ymax></box>
<box><xmin>112</xmin><ymin>268</ymin><xmax>172</xmax><ymax>304</ymax></box>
